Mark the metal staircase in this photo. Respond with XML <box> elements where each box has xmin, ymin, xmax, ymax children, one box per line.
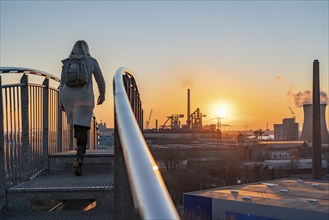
<box><xmin>2</xmin><ymin>149</ymin><xmax>114</xmax><ymax>219</ymax></box>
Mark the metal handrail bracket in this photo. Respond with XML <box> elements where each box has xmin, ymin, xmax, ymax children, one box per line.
<box><xmin>114</xmin><ymin>67</ymin><xmax>180</xmax><ymax>220</ymax></box>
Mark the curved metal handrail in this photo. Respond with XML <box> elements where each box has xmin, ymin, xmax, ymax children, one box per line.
<box><xmin>0</xmin><ymin>67</ymin><xmax>60</xmax><ymax>82</ymax></box>
<box><xmin>114</xmin><ymin>67</ymin><xmax>180</xmax><ymax>220</ymax></box>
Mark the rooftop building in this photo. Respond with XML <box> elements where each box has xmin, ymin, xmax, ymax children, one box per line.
<box><xmin>184</xmin><ymin>178</ymin><xmax>329</xmax><ymax>220</ymax></box>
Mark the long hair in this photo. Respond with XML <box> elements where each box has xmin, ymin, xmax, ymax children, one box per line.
<box><xmin>69</xmin><ymin>40</ymin><xmax>91</xmax><ymax>58</ymax></box>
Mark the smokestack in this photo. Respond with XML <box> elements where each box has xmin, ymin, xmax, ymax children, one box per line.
<box><xmin>155</xmin><ymin>119</ymin><xmax>158</xmax><ymax>130</ymax></box>
<box><xmin>300</xmin><ymin>104</ymin><xmax>328</xmax><ymax>144</ymax></box>
<box><xmin>312</xmin><ymin>60</ymin><xmax>322</xmax><ymax>180</ymax></box>
<box><xmin>187</xmin><ymin>89</ymin><xmax>191</xmax><ymax>129</ymax></box>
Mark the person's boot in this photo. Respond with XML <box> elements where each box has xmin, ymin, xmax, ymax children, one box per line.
<box><xmin>73</xmin><ymin>157</ymin><xmax>82</xmax><ymax>176</ymax></box>
<box><xmin>73</xmin><ymin>145</ymin><xmax>86</xmax><ymax>176</ymax></box>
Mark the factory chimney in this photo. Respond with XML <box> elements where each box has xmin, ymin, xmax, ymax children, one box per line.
<box><xmin>312</xmin><ymin>60</ymin><xmax>322</xmax><ymax>180</ymax></box>
<box><xmin>187</xmin><ymin>89</ymin><xmax>191</xmax><ymax>129</ymax></box>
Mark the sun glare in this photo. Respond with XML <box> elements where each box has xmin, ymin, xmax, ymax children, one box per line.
<box><xmin>213</xmin><ymin>102</ymin><xmax>231</xmax><ymax>119</ymax></box>
<box><xmin>216</xmin><ymin>108</ymin><xmax>227</xmax><ymax>118</ymax></box>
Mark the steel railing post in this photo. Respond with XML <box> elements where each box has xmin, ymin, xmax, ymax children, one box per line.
<box><xmin>20</xmin><ymin>74</ymin><xmax>31</xmax><ymax>181</ymax></box>
<box><xmin>95</xmin><ymin>122</ymin><xmax>99</xmax><ymax>149</ymax></box>
<box><xmin>89</xmin><ymin>116</ymin><xmax>96</xmax><ymax>151</ymax></box>
<box><xmin>57</xmin><ymin>95</ymin><xmax>63</xmax><ymax>153</ymax></box>
<box><xmin>0</xmin><ymin>76</ymin><xmax>7</xmax><ymax>213</ymax></box>
<box><xmin>42</xmin><ymin>78</ymin><xmax>49</xmax><ymax>168</ymax></box>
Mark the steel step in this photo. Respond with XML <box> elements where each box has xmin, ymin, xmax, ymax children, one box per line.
<box><xmin>49</xmin><ymin>149</ymin><xmax>114</xmax><ymax>174</ymax></box>
<box><xmin>6</xmin><ymin>172</ymin><xmax>114</xmax><ymax>214</ymax></box>
<box><xmin>0</xmin><ymin>209</ymin><xmax>113</xmax><ymax>220</ymax></box>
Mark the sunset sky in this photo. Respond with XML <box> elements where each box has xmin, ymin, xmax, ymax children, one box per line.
<box><xmin>1</xmin><ymin>1</ymin><xmax>328</xmax><ymax>131</ymax></box>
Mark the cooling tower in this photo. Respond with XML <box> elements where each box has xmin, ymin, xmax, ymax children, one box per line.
<box><xmin>299</xmin><ymin>104</ymin><xmax>329</xmax><ymax>144</ymax></box>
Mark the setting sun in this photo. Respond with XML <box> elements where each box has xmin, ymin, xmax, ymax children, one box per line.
<box><xmin>216</xmin><ymin>107</ymin><xmax>227</xmax><ymax>118</ymax></box>
<box><xmin>213</xmin><ymin>102</ymin><xmax>232</xmax><ymax>119</ymax></box>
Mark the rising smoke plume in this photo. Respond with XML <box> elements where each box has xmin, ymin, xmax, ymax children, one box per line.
<box><xmin>287</xmin><ymin>88</ymin><xmax>329</xmax><ymax>107</ymax></box>
<box><xmin>180</xmin><ymin>79</ymin><xmax>193</xmax><ymax>88</ymax></box>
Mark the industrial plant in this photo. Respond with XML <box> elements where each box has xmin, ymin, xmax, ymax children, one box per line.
<box><xmin>146</xmin><ymin>89</ymin><xmax>208</xmax><ymax>132</ymax></box>
<box><xmin>140</xmin><ymin>60</ymin><xmax>329</xmax><ymax>210</ymax></box>
<box><xmin>300</xmin><ymin>104</ymin><xmax>329</xmax><ymax>144</ymax></box>
<box><xmin>180</xmin><ymin>60</ymin><xmax>329</xmax><ymax>220</ymax></box>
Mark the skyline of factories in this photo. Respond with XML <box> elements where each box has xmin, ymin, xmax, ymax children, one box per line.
<box><xmin>98</xmin><ymin>60</ymin><xmax>329</xmax><ymax>132</ymax></box>
<box><xmin>98</xmin><ymin>85</ymin><xmax>329</xmax><ymax>136</ymax></box>
<box><xmin>99</xmin><ymin>85</ymin><xmax>329</xmax><ymax>133</ymax></box>
<box><xmin>1</xmin><ymin>60</ymin><xmax>328</xmax><ymax>133</ymax></box>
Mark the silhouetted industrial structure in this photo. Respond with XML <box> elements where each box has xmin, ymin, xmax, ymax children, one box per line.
<box><xmin>156</xmin><ymin>89</ymin><xmax>207</xmax><ymax>132</ymax></box>
<box><xmin>187</xmin><ymin>88</ymin><xmax>191</xmax><ymax>129</ymax></box>
<box><xmin>299</xmin><ymin>104</ymin><xmax>328</xmax><ymax>144</ymax></box>
<box><xmin>186</xmin><ymin>108</ymin><xmax>206</xmax><ymax>130</ymax></box>
<box><xmin>160</xmin><ymin>114</ymin><xmax>185</xmax><ymax>130</ymax></box>
<box><xmin>312</xmin><ymin>60</ymin><xmax>322</xmax><ymax>180</ymax></box>
<box><xmin>274</xmin><ymin>117</ymin><xmax>299</xmax><ymax>141</ymax></box>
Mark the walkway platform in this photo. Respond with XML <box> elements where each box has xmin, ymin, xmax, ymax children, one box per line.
<box><xmin>1</xmin><ymin>209</ymin><xmax>113</xmax><ymax>220</ymax></box>
<box><xmin>8</xmin><ymin>172</ymin><xmax>114</xmax><ymax>192</ymax></box>
<box><xmin>1</xmin><ymin>149</ymin><xmax>114</xmax><ymax>219</ymax></box>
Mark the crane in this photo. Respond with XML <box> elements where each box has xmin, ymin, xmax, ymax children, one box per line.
<box><xmin>288</xmin><ymin>106</ymin><xmax>295</xmax><ymax>119</ymax></box>
<box><xmin>145</xmin><ymin>109</ymin><xmax>153</xmax><ymax>129</ymax></box>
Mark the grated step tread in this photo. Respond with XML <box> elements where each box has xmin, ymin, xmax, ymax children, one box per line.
<box><xmin>9</xmin><ymin>172</ymin><xmax>114</xmax><ymax>192</ymax></box>
<box><xmin>0</xmin><ymin>209</ymin><xmax>113</xmax><ymax>220</ymax></box>
<box><xmin>50</xmin><ymin>149</ymin><xmax>114</xmax><ymax>157</ymax></box>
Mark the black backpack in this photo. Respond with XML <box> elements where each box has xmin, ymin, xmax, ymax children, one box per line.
<box><xmin>62</xmin><ymin>57</ymin><xmax>89</xmax><ymax>87</ymax></box>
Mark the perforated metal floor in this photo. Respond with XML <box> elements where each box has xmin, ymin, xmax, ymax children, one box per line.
<box><xmin>52</xmin><ymin>149</ymin><xmax>114</xmax><ymax>156</ymax></box>
<box><xmin>0</xmin><ymin>209</ymin><xmax>113</xmax><ymax>220</ymax></box>
<box><xmin>9</xmin><ymin>172</ymin><xmax>114</xmax><ymax>192</ymax></box>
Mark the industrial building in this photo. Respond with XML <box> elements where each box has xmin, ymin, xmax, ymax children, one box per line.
<box><xmin>150</xmin><ymin>88</ymin><xmax>207</xmax><ymax>132</ymax></box>
<box><xmin>184</xmin><ymin>178</ymin><xmax>329</xmax><ymax>220</ymax></box>
<box><xmin>274</xmin><ymin>117</ymin><xmax>299</xmax><ymax>141</ymax></box>
<box><xmin>263</xmin><ymin>159</ymin><xmax>328</xmax><ymax>169</ymax></box>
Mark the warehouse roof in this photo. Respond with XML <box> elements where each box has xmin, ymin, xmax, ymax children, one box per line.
<box><xmin>185</xmin><ymin>178</ymin><xmax>329</xmax><ymax>213</ymax></box>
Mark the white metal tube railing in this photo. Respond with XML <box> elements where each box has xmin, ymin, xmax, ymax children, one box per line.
<box><xmin>0</xmin><ymin>67</ymin><xmax>99</xmax><ymax>183</ymax></box>
<box><xmin>114</xmin><ymin>67</ymin><xmax>180</xmax><ymax>220</ymax></box>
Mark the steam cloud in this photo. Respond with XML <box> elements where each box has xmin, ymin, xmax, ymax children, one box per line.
<box><xmin>275</xmin><ymin>75</ymin><xmax>284</xmax><ymax>81</ymax></box>
<box><xmin>180</xmin><ymin>79</ymin><xmax>193</xmax><ymax>88</ymax></box>
<box><xmin>287</xmin><ymin>88</ymin><xmax>329</xmax><ymax>107</ymax></box>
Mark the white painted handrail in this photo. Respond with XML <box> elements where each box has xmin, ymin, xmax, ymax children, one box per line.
<box><xmin>113</xmin><ymin>67</ymin><xmax>180</xmax><ymax>220</ymax></box>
